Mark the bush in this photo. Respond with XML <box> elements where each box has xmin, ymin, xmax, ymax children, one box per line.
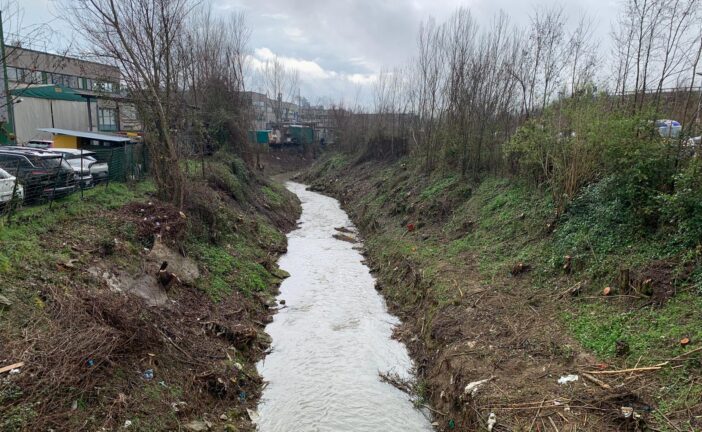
<box><xmin>506</xmin><ymin>96</ymin><xmax>672</xmax><ymax>222</ymax></box>
<box><xmin>659</xmin><ymin>159</ymin><xmax>702</xmax><ymax>248</ymax></box>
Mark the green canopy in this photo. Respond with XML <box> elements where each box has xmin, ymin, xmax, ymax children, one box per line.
<box><xmin>10</xmin><ymin>85</ymin><xmax>85</xmax><ymax>102</ymax></box>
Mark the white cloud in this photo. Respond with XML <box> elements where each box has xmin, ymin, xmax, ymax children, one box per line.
<box><xmin>251</xmin><ymin>47</ymin><xmax>378</xmax><ymax>86</ymax></box>
<box><xmin>347</xmin><ymin>74</ymin><xmax>377</xmax><ymax>85</ymax></box>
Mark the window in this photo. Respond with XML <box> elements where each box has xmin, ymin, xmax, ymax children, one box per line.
<box><xmin>92</xmin><ymin>81</ymin><xmax>115</xmax><ymax>93</ymax></box>
<box><xmin>6</xmin><ymin>67</ymin><xmax>19</xmax><ymax>82</ymax></box>
<box><xmin>66</xmin><ymin>75</ymin><xmax>79</xmax><ymax>88</ymax></box>
<box><xmin>98</xmin><ymin>108</ymin><xmax>118</xmax><ymax>131</ymax></box>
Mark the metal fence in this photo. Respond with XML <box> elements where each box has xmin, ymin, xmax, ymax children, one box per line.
<box><xmin>0</xmin><ymin>143</ymin><xmax>148</xmax><ymax>220</ymax></box>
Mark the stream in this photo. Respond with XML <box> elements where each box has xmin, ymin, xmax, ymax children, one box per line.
<box><xmin>256</xmin><ymin>182</ymin><xmax>433</xmax><ymax>432</ymax></box>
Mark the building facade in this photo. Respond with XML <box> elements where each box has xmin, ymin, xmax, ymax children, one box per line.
<box><xmin>245</xmin><ymin>91</ymin><xmax>299</xmax><ymax>130</ymax></box>
<box><xmin>4</xmin><ymin>45</ymin><xmax>140</xmax><ymax>143</ymax></box>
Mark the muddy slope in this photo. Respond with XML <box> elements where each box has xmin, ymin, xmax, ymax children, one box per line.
<box><xmin>303</xmin><ymin>156</ymin><xmax>690</xmax><ymax>432</ymax></box>
<box><xmin>0</xmin><ymin>157</ymin><xmax>300</xmax><ymax>431</ymax></box>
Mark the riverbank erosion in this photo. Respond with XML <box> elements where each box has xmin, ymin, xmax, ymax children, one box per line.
<box><xmin>0</xmin><ymin>154</ymin><xmax>300</xmax><ymax>431</ymax></box>
<box><xmin>303</xmin><ymin>154</ymin><xmax>702</xmax><ymax>432</ymax></box>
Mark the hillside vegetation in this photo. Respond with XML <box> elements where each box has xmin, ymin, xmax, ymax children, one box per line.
<box><xmin>305</xmin><ymin>99</ymin><xmax>702</xmax><ymax>430</ymax></box>
<box><xmin>0</xmin><ymin>154</ymin><xmax>300</xmax><ymax>431</ymax></box>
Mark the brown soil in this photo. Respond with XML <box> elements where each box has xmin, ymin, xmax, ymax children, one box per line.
<box><xmin>304</xmin><ymin>159</ymin><xmax>660</xmax><ymax>432</ymax></box>
<box><xmin>258</xmin><ymin>147</ymin><xmax>317</xmax><ymax>178</ymax></box>
<box><xmin>0</xmin><ymin>173</ymin><xmax>300</xmax><ymax>431</ymax></box>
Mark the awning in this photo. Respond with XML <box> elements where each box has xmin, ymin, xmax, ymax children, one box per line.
<box><xmin>11</xmin><ymin>85</ymin><xmax>85</xmax><ymax>102</ymax></box>
<box><xmin>37</xmin><ymin>128</ymin><xmax>132</xmax><ymax>143</ymax></box>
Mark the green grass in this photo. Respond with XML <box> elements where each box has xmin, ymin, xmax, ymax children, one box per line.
<box><xmin>0</xmin><ymin>182</ymin><xmax>155</xmax><ymax>277</ymax></box>
<box><xmin>419</xmin><ymin>175</ymin><xmax>459</xmax><ymax>200</ymax></box>
<box><xmin>566</xmin><ymin>293</ymin><xmax>702</xmax><ymax>360</ymax></box>
<box><xmin>261</xmin><ymin>185</ymin><xmax>283</xmax><ymax>206</ymax></box>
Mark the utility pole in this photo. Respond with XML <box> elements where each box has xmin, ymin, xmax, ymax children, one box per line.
<box><xmin>0</xmin><ymin>10</ymin><xmax>16</xmax><ymax>145</ymax></box>
<box><xmin>696</xmin><ymin>72</ymin><xmax>702</xmax><ymax>136</ymax></box>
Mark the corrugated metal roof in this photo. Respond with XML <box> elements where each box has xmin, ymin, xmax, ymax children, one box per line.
<box><xmin>11</xmin><ymin>85</ymin><xmax>85</xmax><ymax>102</ymax></box>
<box><xmin>37</xmin><ymin>128</ymin><xmax>132</xmax><ymax>142</ymax></box>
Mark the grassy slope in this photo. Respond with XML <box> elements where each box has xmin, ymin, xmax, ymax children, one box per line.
<box><xmin>0</xmin><ymin>157</ymin><xmax>300</xmax><ymax>431</ymax></box>
<box><xmin>306</xmin><ymin>153</ymin><xmax>701</xmax><ymax>431</ymax></box>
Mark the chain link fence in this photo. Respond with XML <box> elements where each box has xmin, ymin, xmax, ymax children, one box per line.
<box><xmin>0</xmin><ymin>143</ymin><xmax>148</xmax><ymax>220</ymax></box>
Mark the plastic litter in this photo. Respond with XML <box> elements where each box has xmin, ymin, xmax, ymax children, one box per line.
<box><xmin>487</xmin><ymin>412</ymin><xmax>497</xmax><ymax>431</ymax></box>
<box><xmin>464</xmin><ymin>378</ymin><xmax>491</xmax><ymax>397</ymax></box>
<box><xmin>558</xmin><ymin>374</ymin><xmax>579</xmax><ymax>384</ymax></box>
<box><xmin>448</xmin><ymin>419</ymin><xmax>455</xmax><ymax>429</ymax></box>
<box><xmin>123</xmin><ymin>420</ymin><xmax>132</xmax><ymax>428</ymax></box>
<box><xmin>143</xmin><ymin>369</ymin><xmax>154</xmax><ymax>380</ymax></box>
<box><xmin>247</xmin><ymin>408</ymin><xmax>260</xmax><ymax>424</ymax></box>
<box><xmin>86</xmin><ymin>359</ymin><xmax>95</xmax><ymax>367</ymax></box>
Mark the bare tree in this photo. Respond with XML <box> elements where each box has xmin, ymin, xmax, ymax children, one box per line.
<box><xmin>261</xmin><ymin>56</ymin><xmax>299</xmax><ymax>124</ymax></box>
<box><xmin>63</xmin><ymin>0</ymin><xmax>194</xmax><ymax>207</ymax></box>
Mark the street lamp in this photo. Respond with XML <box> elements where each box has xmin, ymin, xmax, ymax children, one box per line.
<box><xmin>695</xmin><ymin>72</ymin><xmax>702</xmax><ymax>133</ymax></box>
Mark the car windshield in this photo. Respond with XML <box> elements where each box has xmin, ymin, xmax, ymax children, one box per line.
<box><xmin>67</xmin><ymin>158</ymin><xmax>92</xmax><ymax>168</ymax></box>
<box><xmin>31</xmin><ymin>156</ymin><xmax>73</xmax><ymax>171</ymax></box>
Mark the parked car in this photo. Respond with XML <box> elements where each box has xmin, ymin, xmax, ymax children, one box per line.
<box><xmin>0</xmin><ymin>148</ymin><xmax>76</xmax><ymax>201</ymax></box>
<box><xmin>687</xmin><ymin>136</ymin><xmax>701</xmax><ymax>147</ymax></box>
<box><xmin>0</xmin><ymin>167</ymin><xmax>24</xmax><ymax>205</ymax></box>
<box><xmin>655</xmin><ymin>119</ymin><xmax>682</xmax><ymax>138</ymax></box>
<box><xmin>25</xmin><ymin>139</ymin><xmax>54</xmax><ymax>150</ymax></box>
<box><xmin>46</xmin><ymin>149</ymin><xmax>109</xmax><ymax>184</ymax></box>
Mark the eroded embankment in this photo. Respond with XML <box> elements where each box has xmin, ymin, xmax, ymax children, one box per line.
<box><xmin>0</xmin><ymin>155</ymin><xmax>300</xmax><ymax>431</ymax></box>
<box><xmin>303</xmin><ymin>154</ymin><xmax>701</xmax><ymax>432</ymax></box>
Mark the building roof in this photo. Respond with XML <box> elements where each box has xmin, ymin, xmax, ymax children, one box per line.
<box><xmin>11</xmin><ymin>85</ymin><xmax>86</xmax><ymax>102</ymax></box>
<box><xmin>37</xmin><ymin>128</ymin><xmax>132</xmax><ymax>143</ymax></box>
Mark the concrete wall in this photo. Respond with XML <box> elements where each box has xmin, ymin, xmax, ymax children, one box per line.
<box><xmin>6</xmin><ymin>46</ymin><xmax>120</xmax><ymax>83</ymax></box>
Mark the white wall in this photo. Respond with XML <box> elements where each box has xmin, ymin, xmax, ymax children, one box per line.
<box><xmin>13</xmin><ymin>97</ymin><xmax>91</xmax><ymax>142</ymax></box>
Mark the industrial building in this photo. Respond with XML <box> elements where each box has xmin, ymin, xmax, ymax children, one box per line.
<box><xmin>4</xmin><ymin>45</ymin><xmax>141</xmax><ymax>143</ymax></box>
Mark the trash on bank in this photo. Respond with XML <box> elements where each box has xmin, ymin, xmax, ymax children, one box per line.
<box><xmin>247</xmin><ymin>408</ymin><xmax>260</xmax><ymax>424</ymax></box>
<box><xmin>464</xmin><ymin>378</ymin><xmax>492</xmax><ymax>397</ymax></box>
<box><xmin>621</xmin><ymin>406</ymin><xmax>644</xmax><ymax>420</ymax></box>
<box><xmin>0</xmin><ymin>361</ymin><xmax>24</xmax><ymax>374</ymax></box>
<box><xmin>487</xmin><ymin>412</ymin><xmax>497</xmax><ymax>431</ymax></box>
<box><xmin>557</xmin><ymin>374</ymin><xmax>579</xmax><ymax>384</ymax></box>
<box><xmin>143</xmin><ymin>369</ymin><xmax>154</xmax><ymax>380</ymax></box>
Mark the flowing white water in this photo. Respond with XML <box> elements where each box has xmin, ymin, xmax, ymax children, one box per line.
<box><xmin>256</xmin><ymin>182</ymin><xmax>433</xmax><ymax>432</ymax></box>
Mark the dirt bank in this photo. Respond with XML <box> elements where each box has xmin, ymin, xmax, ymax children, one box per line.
<box><xmin>303</xmin><ymin>154</ymin><xmax>701</xmax><ymax>432</ymax></box>
<box><xmin>0</xmin><ymin>156</ymin><xmax>300</xmax><ymax>431</ymax></box>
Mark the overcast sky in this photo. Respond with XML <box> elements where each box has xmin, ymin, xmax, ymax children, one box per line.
<box><xmin>16</xmin><ymin>0</ymin><xmax>620</xmax><ymax>106</ymax></box>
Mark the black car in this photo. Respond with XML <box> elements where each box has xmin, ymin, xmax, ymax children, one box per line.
<box><xmin>0</xmin><ymin>148</ymin><xmax>76</xmax><ymax>201</ymax></box>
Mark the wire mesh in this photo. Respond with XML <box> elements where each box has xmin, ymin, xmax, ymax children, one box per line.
<box><xmin>0</xmin><ymin>143</ymin><xmax>149</xmax><ymax>221</ymax></box>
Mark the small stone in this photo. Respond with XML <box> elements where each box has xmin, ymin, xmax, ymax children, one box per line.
<box><xmin>279</xmin><ymin>299</ymin><xmax>286</xmax><ymax>305</ymax></box>
<box><xmin>220</xmin><ymin>414</ymin><xmax>228</xmax><ymax>421</ymax></box>
<box><xmin>0</xmin><ymin>294</ymin><xmax>12</xmax><ymax>307</ymax></box>
<box><xmin>184</xmin><ymin>420</ymin><xmax>209</xmax><ymax>431</ymax></box>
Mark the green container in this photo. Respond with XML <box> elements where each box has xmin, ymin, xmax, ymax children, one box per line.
<box><xmin>288</xmin><ymin>126</ymin><xmax>313</xmax><ymax>144</ymax></box>
<box><xmin>248</xmin><ymin>130</ymin><xmax>271</xmax><ymax>144</ymax></box>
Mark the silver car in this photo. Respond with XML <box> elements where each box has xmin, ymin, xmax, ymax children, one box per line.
<box><xmin>46</xmin><ymin>149</ymin><xmax>110</xmax><ymax>184</ymax></box>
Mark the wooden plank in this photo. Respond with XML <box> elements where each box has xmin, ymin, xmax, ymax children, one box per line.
<box><xmin>0</xmin><ymin>362</ymin><xmax>24</xmax><ymax>374</ymax></box>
